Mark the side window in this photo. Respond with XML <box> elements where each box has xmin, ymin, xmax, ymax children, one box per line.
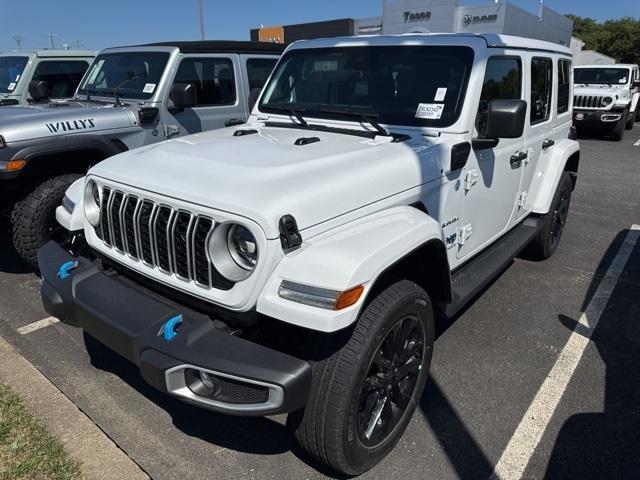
<box><xmin>476</xmin><ymin>56</ymin><xmax>522</xmax><ymax>135</ymax></box>
<box><xmin>530</xmin><ymin>57</ymin><xmax>553</xmax><ymax>124</ymax></box>
<box><xmin>557</xmin><ymin>59</ymin><xmax>571</xmax><ymax>114</ymax></box>
<box><xmin>32</xmin><ymin>60</ymin><xmax>89</xmax><ymax>98</ymax></box>
<box><xmin>246</xmin><ymin>58</ymin><xmax>277</xmax><ymax>91</ymax></box>
<box><xmin>173</xmin><ymin>57</ymin><xmax>236</xmax><ymax>107</ymax></box>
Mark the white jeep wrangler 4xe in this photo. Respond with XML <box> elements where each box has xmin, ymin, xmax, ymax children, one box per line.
<box><xmin>39</xmin><ymin>33</ymin><xmax>579</xmax><ymax>475</ymax></box>
<box><xmin>573</xmin><ymin>63</ymin><xmax>640</xmax><ymax>140</ymax></box>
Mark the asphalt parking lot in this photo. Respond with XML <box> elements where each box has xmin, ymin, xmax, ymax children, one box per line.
<box><xmin>1</xmin><ymin>126</ymin><xmax>639</xmax><ymax>480</ymax></box>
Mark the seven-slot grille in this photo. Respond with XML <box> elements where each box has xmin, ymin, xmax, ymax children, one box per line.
<box><xmin>96</xmin><ymin>186</ymin><xmax>234</xmax><ymax>291</ymax></box>
<box><xmin>573</xmin><ymin>95</ymin><xmax>611</xmax><ymax>109</ymax></box>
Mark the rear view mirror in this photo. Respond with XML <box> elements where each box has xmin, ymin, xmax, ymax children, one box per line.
<box><xmin>28</xmin><ymin>80</ymin><xmax>49</xmax><ymax>102</ymax></box>
<box><xmin>248</xmin><ymin>88</ymin><xmax>261</xmax><ymax>112</ymax></box>
<box><xmin>484</xmin><ymin>99</ymin><xmax>527</xmax><ymax>139</ymax></box>
<box><xmin>170</xmin><ymin>83</ymin><xmax>197</xmax><ymax>109</ymax></box>
<box><xmin>634</xmin><ymin>80</ymin><xmax>640</xmax><ymax>89</ymax></box>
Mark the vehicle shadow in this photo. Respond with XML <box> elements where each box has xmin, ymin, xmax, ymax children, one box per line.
<box><xmin>545</xmin><ymin>228</ymin><xmax>640</xmax><ymax>479</ymax></box>
<box><xmin>0</xmin><ymin>219</ymin><xmax>34</xmax><ymax>274</ymax></box>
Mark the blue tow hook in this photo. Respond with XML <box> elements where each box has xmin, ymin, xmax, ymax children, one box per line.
<box><xmin>57</xmin><ymin>261</ymin><xmax>79</xmax><ymax>280</ymax></box>
<box><xmin>162</xmin><ymin>315</ymin><xmax>183</xmax><ymax>342</ymax></box>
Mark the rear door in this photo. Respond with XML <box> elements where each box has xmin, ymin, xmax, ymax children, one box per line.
<box><xmin>517</xmin><ymin>55</ymin><xmax>555</xmax><ymax>219</ymax></box>
<box><xmin>162</xmin><ymin>54</ymin><xmax>243</xmax><ymax>137</ymax></box>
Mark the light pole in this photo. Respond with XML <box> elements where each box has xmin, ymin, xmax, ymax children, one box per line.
<box><xmin>198</xmin><ymin>0</ymin><xmax>206</xmax><ymax>40</ymax></box>
<box><xmin>44</xmin><ymin>33</ymin><xmax>60</xmax><ymax>49</ymax></box>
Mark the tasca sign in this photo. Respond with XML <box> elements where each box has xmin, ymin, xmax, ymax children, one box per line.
<box><xmin>404</xmin><ymin>11</ymin><xmax>431</xmax><ymax>23</ymax></box>
<box><xmin>45</xmin><ymin>118</ymin><xmax>95</xmax><ymax>133</ymax></box>
<box><xmin>463</xmin><ymin>13</ymin><xmax>498</xmax><ymax>25</ymax></box>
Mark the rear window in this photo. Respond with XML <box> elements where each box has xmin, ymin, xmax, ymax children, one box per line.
<box><xmin>32</xmin><ymin>60</ymin><xmax>90</xmax><ymax>99</ymax></box>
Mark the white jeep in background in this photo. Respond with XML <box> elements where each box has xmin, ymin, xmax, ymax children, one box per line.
<box><xmin>573</xmin><ymin>63</ymin><xmax>640</xmax><ymax>140</ymax></box>
<box><xmin>40</xmin><ymin>33</ymin><xmax>579</xmax><ymax>475</ymax></box>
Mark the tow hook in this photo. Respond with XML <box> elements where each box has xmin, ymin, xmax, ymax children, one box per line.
<box><xmin>57</xmin><ymin>261</ymin><xmax>79</xmax><ymax>280</ymax></box>
<box><xmin>160</xmin><ymin>315</ymin><xmax>183</xmax><ymax>342</ymax></box>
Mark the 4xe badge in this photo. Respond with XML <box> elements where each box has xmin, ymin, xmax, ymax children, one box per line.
<box><xmin>45</xmin><ymin>118</ymin><xmax>95</xmax><ymax>133</ymax></box>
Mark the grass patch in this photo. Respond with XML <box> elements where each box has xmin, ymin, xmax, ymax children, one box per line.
<box><xmin>0</xmin><ymin>383</ymin><xmax>82</xmax><ymax>480</ymax></box>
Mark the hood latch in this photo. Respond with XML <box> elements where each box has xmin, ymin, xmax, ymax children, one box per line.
<box><xmin>279</xmin><ymin>215</ymin><xmax>302</xmax><ymax>251</ymax></box>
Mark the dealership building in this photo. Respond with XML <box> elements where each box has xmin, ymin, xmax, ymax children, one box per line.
<box><xmin>251</xmin><ymin>0</ymin><xmax>574</xmax><ymax>46</ymax></box>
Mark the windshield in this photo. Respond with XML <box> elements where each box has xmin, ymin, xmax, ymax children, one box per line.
<box><xmin>574</xmin><ymin>68</ymin><xmax>630</xmax><ymax>85</ymax></box>
<box><xmin>0</xmin><ymin>56</ymin><xmax>28</xmax><ymax>94</ymax></box>
<box><xmin>77</xmin><ymin>51</ymin><xmax>170</xmax><ymax>99</ymax></box>
<box><xmin>259</xmin><ymin>46</ymin><xmax>474</xmax><ymax>128</ymax></box>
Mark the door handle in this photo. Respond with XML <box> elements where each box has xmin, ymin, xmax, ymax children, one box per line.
<box><xmin>510</xmin><ymin>151</ymin><xmax>528</xmax><ymax>164</ymax></box>
<box><xmin>225</xmin><ymin>118</ymin><xmax>245</xmax><ymax>127</ymax></box>
<box><xmin>542</xmin><ymin>139</ymin><xmax>555</xmax><ymax>149</ymax></box>
<box><xmin>165</xmin><ymin>125</ymin><xmax>180</xmax><ymax>139</ymax></box>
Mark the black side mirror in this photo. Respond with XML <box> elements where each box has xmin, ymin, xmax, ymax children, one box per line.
<box><xmin>484</xmin><ymin>99</ymin><xmax>527</xmax><ymax>139</ymax></box>
<box><xmin>28</xmin><ymin>80</ymin><xmax>49</xmax><ymax>102</ymax></box>
<box><xmin>170</xmin><ymin>83</ymin><xmax>197</xmax><ymax>109</ymax></box>
<box><xmin>248</xmin><ymin>88</ymin><xmax>261</xmax><ymax>112</ymax></box>
<box><xmin>633</xmin><ymin>80</ymin><xmax>640</xmax><ymax>89</ymax></box>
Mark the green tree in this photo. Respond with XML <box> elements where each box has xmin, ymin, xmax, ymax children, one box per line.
<box><xmin>567</xmin><ymin>15</ymin><xmax>640</xmax><ymax>65</ymax></box>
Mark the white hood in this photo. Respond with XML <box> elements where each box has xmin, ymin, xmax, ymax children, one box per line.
<box><xmin>89</xmin><ymin>125</ymin><xmax>441</xmax><ymax>239</ymax></box>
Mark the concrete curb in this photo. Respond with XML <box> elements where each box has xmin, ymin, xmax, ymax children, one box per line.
<box><xmin>0</xmin><ymin>337</ymin><xmax>149</xmax><ymax>480</ymax></box>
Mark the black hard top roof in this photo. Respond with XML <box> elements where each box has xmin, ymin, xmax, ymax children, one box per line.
<box><xmin>142</xmin><ymin>40</ymin><xmax>285</xmax><ymax>54</ymax></box>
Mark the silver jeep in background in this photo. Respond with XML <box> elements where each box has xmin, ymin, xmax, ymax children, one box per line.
<box><xmin>0</xmin><ymin>49</ymin><xmax>95</xmax><ymax>106</ymax></box>
<box><xmin>0</xmin><ymin>41</ymin><xmax>283</xmax><ymax>266</ymax></box>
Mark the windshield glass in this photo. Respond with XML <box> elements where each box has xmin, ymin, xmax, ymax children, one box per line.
<box><xmin>259</xmin><ymin>46</ymin><xmax>474</xmax><ymax>128</ymax></box>
<box><xmin>574</xmin><ymin>67</ymin><xmax>630</xmax><ymax>85</ymax></box>
<box><xmin>0</xmin><ymin>56</ymin><xmax>29</xmax><ymax>94</ymax></box>
<box><xmin>77</xmin><ymin>51</ymin><xmax>170</xmax><ymax>99</ymax></box>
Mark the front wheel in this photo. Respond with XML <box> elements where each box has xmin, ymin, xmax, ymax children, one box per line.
<box><xmin>288</xmin><ymin>280</ymin><xmax>434</xmax><ymax>476</ymax></box>
<box><xmin>625</xmin><ymin>110</ymin><xmax>635</xmax><ymax>130</ymax></box>
<box><xmin>610</xmin><ymin>113</ymin><xmax>627</xmax><ymax>140</ymax></box>
<box><xmin>11</xmin><ymin>173</ymin><xmax>82</xmax><ymax>267</ymax></box>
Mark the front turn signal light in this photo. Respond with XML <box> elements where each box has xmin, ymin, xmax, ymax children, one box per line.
<box><xmin>335</xmin><ymin>285</ymin><xmax>365</xmax><ymax>310</ymax></box>
<box><xmin>5</xmin><ymin>159</ymin><xmax>27</xmax><ymax>171</ymax></box>
<box><xmin>278</xmin><ymin>281</ymin><xmax>365</xmax><ymax>311</ymax></box>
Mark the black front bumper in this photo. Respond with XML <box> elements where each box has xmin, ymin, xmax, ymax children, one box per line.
<box><xmin>573</xmin><ymin>108</ymin><xmax>624</xmax><ymax>129</ymax></box>
<box><xmin>38</xmin><ymin>241</ymin><xmax>311</xmax><ymax>416</ymax></box>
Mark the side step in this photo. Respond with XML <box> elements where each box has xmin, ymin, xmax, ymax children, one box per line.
<box><xmin>443</xmin><ymin>217</ymin><xmax>542</xmax><ymax>318</ymax></box>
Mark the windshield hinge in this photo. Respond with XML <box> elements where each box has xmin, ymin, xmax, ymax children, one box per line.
<box><xmin>457</xmin><ymin>224</ymin><xmax>473</xmax><ymax>246</ymax></box>
<box><xmin>464</xmin><ymin>170</ymin><xmax>479</xmax><ymax>192</ymax></box>
<box><xmin>518</xmin><ymin>191</ymin><xmax>528</xmax><ymax>208</ymax></box>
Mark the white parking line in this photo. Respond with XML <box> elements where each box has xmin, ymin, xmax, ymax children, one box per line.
<box><xmin>634</xmin><ymin>138</ymin><xmax>640</xmax><ymax>146</ymax></box>
<box><xmin>489</xmin><ymin>224</ymin><xmax>640</xmax><ymax>480</ymax></box>
<box><xmin>17</xmin><ymin>317</ymin><xmax>60</xmax><ymax>335</ymax></box>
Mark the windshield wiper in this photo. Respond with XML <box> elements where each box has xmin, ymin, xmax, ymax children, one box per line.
<box><xmin>319</xmin><ymin>108</ymin><xmax>390</xmax><ymax>137</ymax></box>
<box><xmin>263</xmin><ymin>105</ymin><xmax>308</xmax><ymax>127</ymax></box>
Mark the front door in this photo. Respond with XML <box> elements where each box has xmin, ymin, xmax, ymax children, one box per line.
<box><xmin>457</xmin><ymin>53</ymin><xmax>526</xmax><ymax>260</ymax></box>
<box><xmin>162</xmin><ymin>54</ymin><xmax>244</xmax><ymax>138</ymax></box>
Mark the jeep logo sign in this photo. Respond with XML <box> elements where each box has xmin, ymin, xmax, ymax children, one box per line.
<box><xmin>45</xmin><ymin>118</ymin><xmax>95</xmax><ymax>133</ymax></box>
<box><xmin>403</xmin><ymin>11</ymin><xmax>431</xmax><ymax>23</ymax></box>
<box><xmin>463</xmin><ymin>13</ymin><xmax>498</xmax><ymax>25</ymax></box>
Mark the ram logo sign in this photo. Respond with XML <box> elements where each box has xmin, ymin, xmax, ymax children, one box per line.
<box><xmin>45</xmin><ymin>118</ymin><xmax>95</xmax><ymax>133</ymax></box>
<box><xmin>463</xmin><ymin>13</ymin><xmax>498</xmax><ymax>26</ymax></box>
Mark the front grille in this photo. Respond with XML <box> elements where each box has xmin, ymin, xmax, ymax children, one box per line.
<box><xmin>98</xmin><ymin>188</ymin><xmax>234</xmax><ymax>291</ymax></box>
<box><xmin>573</xmin><ymin>95</ymin><xmax>609</xmax><ymax>109</ymax></box>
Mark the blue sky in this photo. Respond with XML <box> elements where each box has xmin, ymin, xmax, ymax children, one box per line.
<box><xmin>0</xmin><ymin>0</ymin><xmax>638</xmax><ymax>52</ymax></box>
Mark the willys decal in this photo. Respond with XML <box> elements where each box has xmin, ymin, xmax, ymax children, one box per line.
<box><xmin>45</xmin><ymin>118</ymin><xmax>95</xmax><ymax>133</ymax></box>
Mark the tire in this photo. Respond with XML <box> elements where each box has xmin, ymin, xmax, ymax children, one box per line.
<box><xmin>523</xmin><ymin>171</ymin><xmax>572</xmax><ymax>261</ymax></box>
<box><xmin>288</xmin><ymin>280</ymin><xmax>434</xmax><ymax>476</ymax></box>
<box><xmin>11</xmin><ymin>173</ymin><xmax>82</xmax><ymax>267</ymax></box>
<box><xmin>625</xmin><ymin>110</ymin><xmax>634</xmax><ymax>130</ymax></box>
<box><xmin>610</xmin><ymin>113</ymin><xmax>626</xmax><ymax>141</ymax></box>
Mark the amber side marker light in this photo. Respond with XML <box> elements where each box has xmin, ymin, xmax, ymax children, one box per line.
<box><xmin>3</xmin><ymin>159</ymin><xmax>27</xmax><ymax>172</ymax></box>
<box><xmin>335</xmin><ymin>285</ymin><xmax>365</xmax><ymax>310</ymax></box>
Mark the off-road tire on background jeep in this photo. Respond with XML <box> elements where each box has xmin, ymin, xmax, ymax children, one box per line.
<box><xmin>523</xmin><ymin>171</ymin><xmax>572</xmax><ymax>261</ymax></box>
<box><xmin>625</xmin><ymin>110</ymin><xmax>635</xmax><ymax>130</ymax></box>
<box><xmin>610</xmin><ymin>112</ymin><xmax>627</xmax><ymax>141</ymax></box>
<box><xmin>11</xmin><ymin>173</ymin><xmax>83</xmax><ymax>267</ymax></box>
<box><xmin>287</xmin><ymin>280</ymin><xmax>434</xmax><ymax>476</ymax></box>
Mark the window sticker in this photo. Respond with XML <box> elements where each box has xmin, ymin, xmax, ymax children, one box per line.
<box><xmin>143</xmin><ymin>83</ymin><xmax>156</xmax><ymax>94</ymax></box>
<box><xmin>434</xmin><ymin>87</ymin><xmax>447</xmax><ymax>102</ymax></box>
<box><xmin>14</xmin><ymin>74</ymin><xmax>20</xmax><ymax>82</ymax></box>
<box><xmin>416</xmin><ymin>103</ymin><xmax>444</xmax><ymax>119</ymax></box>
<box><xmin>7</xmin><ymin>83</ymin><xmax>16</xmax><ymax>91</ymax></box>
<box><xmin>313</xmin><ymin>60</ymin><xmax>338</xmax><ymax>72</ymax></box>
<box><xmin>619</xmin><ymin>77</ymin><xmax>627</xmax><ymax>84</ymax></box>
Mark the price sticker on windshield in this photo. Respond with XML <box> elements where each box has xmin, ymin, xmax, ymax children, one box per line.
<box><xmin>415</xmin><ymin>103</ymin><xmax>444</xmax><ymax>120</ymax></box>
<box><xmin>7</xmin><ymin>83</ymin><xmax>16</xmax><ymax>91</ymax></box>
<box><xmin>143</xmin><ymin>83</ymin><xmax>156</xmax><ymax>94</ymax></box>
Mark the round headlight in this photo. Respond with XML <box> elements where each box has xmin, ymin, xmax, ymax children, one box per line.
<box><xmin>208</xmin><ymin>223</ymin><xmax>258</xmax><ymax>282</ymax></box>
<box><xmin>601</xmin><ymin>96</ymin><xmax>613</xmax><ymax>106</ymax></box>
<box><xmin>84</xmin><ymin>180</ymin><xmax>101</xmax><ymax>227</ymax></box>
